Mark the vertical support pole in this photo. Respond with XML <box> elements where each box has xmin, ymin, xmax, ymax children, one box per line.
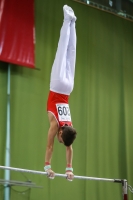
<box><xmin>4</xmin><ymin>64</ymin><xmax>11</xmax><ymax>200</ymax></box>
<box><xmin>122</xmin><ymin>180</ymin><xmax>128</xmax><ymax>200</ymax></box>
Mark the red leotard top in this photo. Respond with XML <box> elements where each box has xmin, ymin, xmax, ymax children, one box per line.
<box><xmin>47</xmin><ymin>91</ymin><xmax>72</xmax><ymax>127</ymax></box>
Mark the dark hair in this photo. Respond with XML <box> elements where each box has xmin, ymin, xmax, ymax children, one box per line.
<box><xmin>61</xmin><ymin>125</ymin><xmax>77</xmax><ymax>146</ymax></box>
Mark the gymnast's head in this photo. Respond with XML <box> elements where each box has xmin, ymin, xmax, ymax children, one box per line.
<box><xmin>57</xmin><ymin>125</ymin><xmax>77</xmax><ymax>146</ymax></box>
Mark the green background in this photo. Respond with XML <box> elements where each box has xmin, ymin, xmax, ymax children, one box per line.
<box><xmin>0</xmin><ymin>0</ymin><xmax>133</xmax><ymax>199</ymax></box>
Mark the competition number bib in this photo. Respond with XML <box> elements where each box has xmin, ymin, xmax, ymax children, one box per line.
<box><xmin>56</xmin><ymin>103</ymin><xmax>71</xmax><ymax>122</ymax></box>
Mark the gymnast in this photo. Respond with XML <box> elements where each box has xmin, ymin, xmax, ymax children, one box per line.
<box><xmin>44</xmin><ymin>5</ymin><xmax>77</xmax><ymax>181</ymax></box>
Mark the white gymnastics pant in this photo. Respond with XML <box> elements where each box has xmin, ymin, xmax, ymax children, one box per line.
<box><xmin>50</xmin><ymin>20</ymin><xmax>77</xmax><ymax>95</ymax></box>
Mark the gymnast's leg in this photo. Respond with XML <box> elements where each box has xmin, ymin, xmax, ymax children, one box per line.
<box><xmin>50</xmin><ymin>5</ymin><xmax>75</xmax><ymax>95</ymax></box>
<box><xmin>66</xmin><ymin>19</ymin><xmax>77</xmax><ymax>93</ymax></box>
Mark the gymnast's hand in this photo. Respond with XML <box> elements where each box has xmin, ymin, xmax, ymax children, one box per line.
<box><xmin>46</xmin><ymin>168</ymin><xmax>55</xmax><ymax>179</ymax></box>
<box><xmin>66</xmin><ymin>171</ymin><xmax>74</xmax><ymax>181</ymax></box>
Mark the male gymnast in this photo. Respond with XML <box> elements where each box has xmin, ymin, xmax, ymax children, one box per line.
<box><xmin>44</xmin><ymin>5</ymin><xmax>77</xmax><ymax>181</ymax></box>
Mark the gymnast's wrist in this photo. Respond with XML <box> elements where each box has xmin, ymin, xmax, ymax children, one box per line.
<box><xmin>66</xmin><ymin>164</ymin><xmax>73</xmax><ymax>172</ymax></box>
<box><xmin>44</xmin><ymin>162</ymin><xmax>51</xmax><ymax>172</ymax></box>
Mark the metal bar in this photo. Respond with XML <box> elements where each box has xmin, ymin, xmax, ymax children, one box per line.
<box><xmin>0</xmin><ymin>179</ymin><xmax>35</xmax><ymax>185</ymax></box>
<box><xmin>4</xmin><ymin>64</ymin><xmax>11</xmax><ymax>200</ymax></box>
<box><xmin>0</xmin><ymin>166</ymin><xmax>123</xmax><ymax>183</ymax></box>
<box><xmin>0</xmin><ymin>181</ymin><xmax>43</xmax><ymax>188</ymax></box>
<box><xmin>122</xmin><ymin>180</ymin><xmax>128</xmax><ymax>200</ymax></box>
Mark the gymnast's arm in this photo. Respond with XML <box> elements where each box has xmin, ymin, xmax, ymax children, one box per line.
<box><xmin>66</xmin><ymin>145</ymin><xmax>73</xmax><ymax>166</ymax></box>
<box><xmin>45</xmin><ymin>112</ymin><xmax>58</xmax><ymax>177</ymax></box>
<box><xmin>66</xmin><ymin>145</ymin><xmax>74</xmax><ymax>180</ymax></box>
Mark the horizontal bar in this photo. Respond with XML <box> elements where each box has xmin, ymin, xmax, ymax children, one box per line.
<box><xmin>0</xmin><ymin>166</ymin><xmax>122</xmax><ymax>183</ymax></box>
